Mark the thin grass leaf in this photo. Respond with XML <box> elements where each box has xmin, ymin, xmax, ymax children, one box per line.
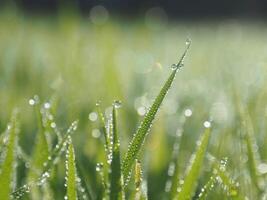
<box><xmin>76</xmin><ymin>160</ymin><xmax>94</xmax><ymax>200</ymax></box>
<box><xmin>237</xmin><ymin>101</ymin><xmax>261</xmax><ymax>192</ymax></box>
<box><xmin>122</xmin><ymin>40</ymin><xmax>191</xmax><ymax>185</ymax></box>
<box><xmin>213</xmin><ymin>159</ymin><xmax>244</xmax><ymax>200</ymax></box>
<box><xmin>66</xmin><ymin>138</ymin><xmax>78</xmax><ymax>200</ymax></box>
<box><xmin>11</xmin><ymin>120</ymin><xmax>78</xmax><ymax>199</ymax></box>
<box><xmin>110</xmin><ymin>101</ymin><xmax>124</xmax><ymax>200</ymax></box>
<box><xmin>96</xmin><ymin>101</ymin><xmax>110</xmax><ymax>151</ymax></box>
<box><xmin>197</xmin><ymin>175</ymin><xmax>217</xmax><ymax>200</ymax></box>
<box><xmin>165</xmin><ymin>119</ymin><xmax>185</xmax><ymax>199</ymax></box>
<box><xmin>27</xmin><ymin>97</ymin><xmax>50</xmax><ymax>199</ymax></box>
<box><xmin>176</xmin><ymin>125</ymin><xmax>211</xmax><ymax>200</ymax></box>
<box><xmin>134</xmin><ymin>160</ymin><xmax>147</xmax><ymax>200</ymax></box>
<box><xmin>0</xmin><ymin>111</ymin><xmax>19</xmax><ymax>200</ymax></box>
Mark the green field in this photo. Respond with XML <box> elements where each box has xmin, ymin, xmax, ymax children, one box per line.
<box><xmin>0</xmin><ymin>8</ymin><xmax>267</xmax><ymax>200</ymax></box>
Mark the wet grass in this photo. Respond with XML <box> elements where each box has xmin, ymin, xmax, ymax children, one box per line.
<box><xmin>0</xmin><ymin>9</ymin><xmax>267</xmax><ymax>200</ymax></box>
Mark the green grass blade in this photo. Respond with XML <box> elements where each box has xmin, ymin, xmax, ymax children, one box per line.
<box><xmin>176</xmin><ymin>125</ymin><xmax>211</xmax><ymax>200</ymax></box>
<box><xmin>134</xmin><ymin>160</ymin><xmax>147</xmax><ymax>200</ymax></box>
<box><xmin>96</xmin><ymin>101</ymin><xmax>110</xmax><ymax>151</ymax></box>
<box><xmin>237</xmin><ymin>101</ymin><xmax>261</xmax><ymax>192</ymax></box>
<box><xmin>165</xmin><ymin>126</ymin><xmax>184</xmax><ymax>199</ymax></box>
<box><xmin>122</xmin><ymin>41</ymin><xmax>191</xmax><ymax>185</ymax></box>
<box><xmin>11</xmin><ymin>120</ymin><xmax>78</xmax><ymax>199</ymax></box>
<box><xmin>110</xmin><ymin>101</ymin><xmax>124</xmax><ymax>200</ymax></box>
<box><xmin>27</xmin><ymin>97</ymin><xmax>50</xmax><ymax>198</ymax></box>
<box><xmin>0</xmin><ymin>111</ymin><xmax>19</xmax><ymax>200</ymax></box>
<box><xmin>66</xmin><ymin>138</ymin><xmax>78</xmax><ymax>200</ymax></box>
<box><xmin>197</xmin><ymin>175</ymin><xmax>216</xmax><ymax>200</ymax></box>
<box><xmin>76</xmin><ymin>160</ymin><xmax>95</xmax><ymax>200</ymax></box>
<box><xmin>213</xmin><ymin>159</ymin><xmax>244</xmax><ymax>200</ymax></box>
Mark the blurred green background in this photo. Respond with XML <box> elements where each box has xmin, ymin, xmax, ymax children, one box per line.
<box><xmin>1</xmin><ymin>5</ymin><xmax>267</xmax><ymax>200</ymax></box>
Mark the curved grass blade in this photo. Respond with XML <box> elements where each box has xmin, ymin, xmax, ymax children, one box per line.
<box><xmin>65</xmin><ymin>138</ymin><xmax>78</xmax><ymax>200</ymax></box>
<box><xmin>11</xmin><ymin>120</ymin><xmax>78</xmax><ymax>199</ymax></box>
<box><xmin>110</xmin><ymin>101</ymin><xmax>125</xmax><ymax>200</ymax></box>
<box><xmin>0</xmin><ymin>111</ymin><xmax>19</xmax><ymax>200</ymax></box>
<box><xmin>175</xmin><ymin>125</ymin><xmax>211</xmax><ymax>200</ymax></box>
<box><xmin>122</xmin><ymin>40</ymin><xmax>191</xmax><ymax>185</ymax></box>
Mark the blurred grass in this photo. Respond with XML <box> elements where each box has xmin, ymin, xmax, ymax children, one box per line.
<box><xmin>1</xmin><ymin>7</ymin><xmax>267</xmax><ymax>199</ymax></box>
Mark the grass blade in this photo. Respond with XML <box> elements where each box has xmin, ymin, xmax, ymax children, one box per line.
<box><xmin>110</xmin><ymin>101</ymin><xmax>124</xmax><ymax>200</ymax></box>
<box><xmin>197</xmin><ymin>175</ymin><xmax>216</xmax><ymax>200</ymax></box>
<box><xmin>122</xmin><ymin>40</ymin><xmax>191</xmax><ymax>185</ymax></box>
<box><xmin>66</xmin><ymin>138</ymin><xmax>78</xmax><ymax>200</ymax></box>
<box><xmin>27</xmin><ymin>96</ymin><xmax>50</xmax><ymax>199</ymax></box>
<box><xmin>134</xmin><ymin>160</ymin><xmax>147</xmax><ymax>200</ymax></box>
<box><xmin>0</xmin><ymin>111</ymin><xmax>19</xmax><ymax>200</ymax></box>
<box><xmin>176</xmin><ymin>124</ymin><xmax>211</xmax><ymax>200</ymax></box>
<box><xmin>11</xmin><ymin>120</ymin><xmax>78</xmax><ymax>199</ymax></box>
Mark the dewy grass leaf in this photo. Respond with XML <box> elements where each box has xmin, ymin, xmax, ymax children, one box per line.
<box><xmin>237</xmin><ymin>101</ymin><xmax>261</xmax><ymax>192</ymax></box>
<box><xmin>176</xmin><ymin>125</ymin><xmax>211</xmax><ymax>200</ymax></box>
<box><xmin>122</xmin><ymin>40</ymin><xmax>191</xmax><ymax>185</ymax></box>
<box><xmin>134</xmin><ymin>160</ymin><xmax>147</xmax><ymax>200</ymax></box>
<box><xmin>197</xmin><ymin>175</ymin><xmax>217</xmax><ymax>200</ymax></box>
<box><xmin>110</xmin><ymin>101</ymin><xmax>125</xmax><ymax>200</ymax></box>
<box><xmin>66</xmin><ymin>138</ymin><xmax>78</xmax><ymax>200</ymax></box>
<box><xmin>96</xmin><ymin>101</ymin><xmax>110</xmax><ymax>151</ymax></box>
<box><xmin>12</xmin><ymin>120</ymin><xmax>78</xmax><ymax>199</ymax></box>
<box><xmin>0</xmin><ymin>111</ymin><xmax>19</xmax><ymax>200</ymax></box>
<box><xmin>27</xmin><ymin>96</ymin><xmax>50</xmax><ymax>199</ymax></box>
<box><xmin>165</xmin><ymin>121</ymin><xmax>185</xmax><ymax>199</ymax></box>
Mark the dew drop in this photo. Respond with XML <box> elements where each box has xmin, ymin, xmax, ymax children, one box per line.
<box><xmin>186</xmin><ymin>38</ymin><xmax>192</xmax><ymax>46</ymax></box>
<box><xmin>257</xmin><ymin>163</ymin><xmax>267</xmax><ymax>174</ymax></box>
<box><xmin>88</xmin><ymin>112</ymin><xmax>98</xmax><ymax>121</ymax></box>
<box><xmin>44</xmin><ymin>102</ymin><xmax>51</xmax><ymax>109</ymax></box>
<box><xmin>92</xmin><ymin>129</ymin><xmax>101</xmax><ymax>138</ymax></box>
<box><xmin>137</xmin><ymin>106</ymin><xmax>146</xmax><ymax>116</ymax></box>
<box><xmin>203</xmin><ymin>121</ymin><xmax>211</xmax><ymax>128</ymax></box>
<box><xmin>28</xmin><ymin>99</ymin><xmax>35</xmax><ymax>106</ymax></box>
<box><xmin>184</xmin><ymin>108</ymin><xmax>192</xmax><ymax>117</ymax></box>
<box><xmin>96</xmin><ymin>163</ymin><xmax>103</xmax><ymax>171</ymax></box>
<box><xmin>171</xmin><ymin>64</ymin><xmax>178</xmax><ymax>70</ymax></box>
<box><xmin>113</xmin><ymin>100</ymin><xmax>122</xmax><ymax>108</ymax></box>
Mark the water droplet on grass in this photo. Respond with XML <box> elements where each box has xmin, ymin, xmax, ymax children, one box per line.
<box><xmin>203</xmin><ymin>121</ymin><xmax>211</xmax><ymax>128</ymax></box>
<box><xmin>113</xmin><ymin>100</ymin><xmax>122</xmax><ymax>108</ymax></box>
<box><xmin>29</xmin><ymin>99</ymin><xmax>35</xmax><ymax>106</ymax></box>
<box><xmin>44</xmin><ymin>102</ymin><xmax>51</xmax><ymax>109</ymax></box>
<box><xmin>184</xmin><ymin>108</ymin><xmax>192</xmax><ymax>117</ymax></box>
<box><xmin>171</xmin><ymin>64</ymin><xmax>178</xmax><ymax>70</ymax></box>
<box><xmin>89</xmin><ymin>112</ymin><xmax>98</xmax><ymax>121</ymax></box>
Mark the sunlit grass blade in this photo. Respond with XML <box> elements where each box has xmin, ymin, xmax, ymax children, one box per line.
<box><xmin>65</xmin><ymin>138</ymin><xmax>78</xmax><ymax>200</ymax></box>
<box><xmin>110</xmin><ymin>101</ymin><xmax>124</xmax><ymax>200</ymax></box>
<box><xmin>11</xmin><ymin>120</ymin><xmax>78</xmax><ymax>199</ymax></box>
<box><xmin>122</xmin><ymin>40</ymin><xmax>191</xmax><ymax>185</ymax></box>
<box><xmin>176</xmin><ymin>124</ymin><xmax>211</xmax><ymax>200</ymax></box>
<box><xmin>0</xmin><ymin>111</ymin><xmax>19</xmax><ymax>200</ymax></box>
